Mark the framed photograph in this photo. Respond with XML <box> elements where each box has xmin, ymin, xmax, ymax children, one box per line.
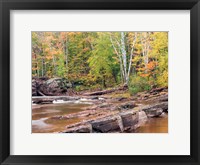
<box><xmin>0</xmin><ymin>0</ymin><xmax>199</xmax><ymax>164</ymax></box>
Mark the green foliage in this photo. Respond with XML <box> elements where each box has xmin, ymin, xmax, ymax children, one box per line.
<box><xmin>88</xmin><ymin>33</ymin><xmax>119</xmax><ymax>88</ymax></box>
<box><xmin>56</xmin><ymin>53</ymin><xmax>66</xmax><ymax>77</ymax></box>
<box><xmin>32</xmin><ymin>31</ymin><xmax>168</xmax><ymax>93</ymax></box>
<box><xmin>128</xmin><ymin>76</ymin><xmax>151</xmax><ymax>94</ymax></box>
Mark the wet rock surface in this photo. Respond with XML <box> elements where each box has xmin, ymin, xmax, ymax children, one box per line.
<box><xmin>32</xmin><ymin>87</ymin><xmax>168</xmax><ymax>133</ymax></box>
<box><xmin>62</xmin><ymin>123</ymin><xmax>92</xmax><ymax>133</ymax></box>
<box><xmin>120</xmin><ymin>110</ymin><xmax>139</xmax><ymax>131</ymax></box>
<box><xmin>145</xmin><ymin>108</ymin><xmax>163</xmax><ymax>118</ymax></box>
<box><xmin>91</xmin><ymin>115</ymin><xmax>123</xmax><ymax>133</ymax></box>
<box><xmin>137</xmin><ymin>111</ymin><xmax>148</xmax><ymax>126</ymax></box>
<box><xmin>141</xmin><ymin>102</ymin><xmax>168</xmax><ymax>114</ymax></box>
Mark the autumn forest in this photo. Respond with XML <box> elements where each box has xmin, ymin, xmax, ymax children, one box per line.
<box><xmin>32</xmin><ymin>32</ymin><xmax>168</xmax><ymax>133</ymax></box>
<box><xmin>32</xmin><ymin>32</ymin><xmax>168</xmax><ymax>94</ymax></box>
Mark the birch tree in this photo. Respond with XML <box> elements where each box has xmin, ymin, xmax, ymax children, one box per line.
<box><xmin>110</xmin><ymin>32</ymin><xmax>137</xmax><ymax>85</ymax></box>
<box><xmin>140</xmin><ymin>32</ymin><xmax>150</xmax><ymax>72</ymax></box>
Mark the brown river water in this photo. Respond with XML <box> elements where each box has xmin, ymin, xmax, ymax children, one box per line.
<box><xmin>32</xmin><ymin>103</ymin><xmax>168</xmax><ymax>133</ymax></box>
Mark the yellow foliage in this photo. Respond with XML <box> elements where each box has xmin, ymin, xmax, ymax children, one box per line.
<box><xmin>157</xmin><ymin>70</ymin><xmax>168</xmax><ymax>87</ymax></box>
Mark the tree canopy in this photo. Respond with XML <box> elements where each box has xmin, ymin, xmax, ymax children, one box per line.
<box><xmin>32</xmin><ymin>31</ymin><xmax>168</xmax><ymax>93</ymax></box>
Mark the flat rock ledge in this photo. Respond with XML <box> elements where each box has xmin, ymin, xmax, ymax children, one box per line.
<box><xmin>32</xmin><ymin>96</ymin><xmax>80</xmax><ymax>104</ymax></box>
<box><xmin>60</xmin><ymin>102</ymin><xmax>167</xmax><ymax>133</ymax></box>
<box><xmin>62</xmin><ymin>123</ymin><xmax>93</xmax><ymax>133</ymax></box>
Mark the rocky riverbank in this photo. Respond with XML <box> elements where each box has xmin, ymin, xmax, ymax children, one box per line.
<box><xmin>32</xmin><ymin>77</ymin><xmax>74</xmax><ymax>96</ymax></box>
<box><xmin>32</xmin><ymin>86</ymin><xmax>168</xmax><ymax>133</ymax></box>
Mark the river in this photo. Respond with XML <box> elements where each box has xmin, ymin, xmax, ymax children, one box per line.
<box><xmin>32</xmin><ymin>103</ymin><xmax>168</xmax><ymax>133</ymax></box>
<box><xmin>134</xmin><ymin>113</ymin><xmax>168</xmax><ymax>133</ymax></box>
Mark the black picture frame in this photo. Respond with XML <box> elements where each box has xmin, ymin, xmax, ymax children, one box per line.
<box><xmin>0</xmin><ymin>0</ymin><xmax>199</xmax><ymax>164</ymax></box>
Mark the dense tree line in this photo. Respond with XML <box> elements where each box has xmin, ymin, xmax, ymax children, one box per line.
<box><xmin>32</xmin><ymin>32</ymin><xmax>168</xmax><ymax>93</ymax></box>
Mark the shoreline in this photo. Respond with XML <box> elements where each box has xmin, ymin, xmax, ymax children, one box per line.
<box><xmin>32</xmin><ymin>87</ymin><xmax>168</xmax><ymax>133</ymax></box>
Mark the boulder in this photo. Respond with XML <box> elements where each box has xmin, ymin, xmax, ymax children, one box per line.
<box><xmin>39</xmin><ymin>78</ymin><xmax>72</xmax><ymax>96</ymax></box>
<box><xmin>141</xmin><ymin>102</ymin><xmax>168</xmax><ymax>112</ymax></box>
<box><xmin>145</xmin><ymin>108</ymin><xmax>163</xmax><ymax>118</ymax></box>
<box><xmin>32</xmin><ymin>77</ymin><xmax>72</xmax><ymax>96</ymax></box>
<box><xmin>120</xmin><ymin>110</ymin><xmax>139</xmax><ymax>131</ymax></box>
<box><xmin>32</xmin><ymin>79</ymin><xmax>37</xmax><ymax>96</ymax></box>
<box><xmin>32</xmin><ymin>77</ymin><xmax>47</xmax><ymax>96</ymax></box>
<box><xmin>91</xmin><ymin>115</ymin><xmax>123</xmax><ymax>133</ymax></box>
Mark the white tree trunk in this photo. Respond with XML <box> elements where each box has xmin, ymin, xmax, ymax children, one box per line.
<box><xmin>110</xmin><ymin>34</ymin><xmax>125</xmax><ymax>83</ymax></box>
<box><xmin>127</xmin><ymin>32</ymin><xmax>137</xmax><ymax>83</ymax></box>
<box><xmin>120</xmin><ymin>32</ymin><xmax>128</xmax><ymax>83</ymax></box>
<box><xmin>110</xmin><ymin>32</ymin><xmax>138</xmax><ymax>85</ymax></box>
<box><xmin>140</xmin><ymin>32</ymin><xmax>150</xmax><ymax>72</ymax></box>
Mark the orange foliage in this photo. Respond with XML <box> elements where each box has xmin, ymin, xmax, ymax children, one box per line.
<box><xmin>46</xmin><ymin>56</ymin><xmax>53</xmax><ymax>60</ymax></box>
<box><xmin>147</xmin><ymin>61</ymin><xmax>157</xmax><ymax>70</ymax></box>
<box><xmin>140</xmin><ymin>73</ymin><xmax>150</xmax><ymax>77</ymax></box>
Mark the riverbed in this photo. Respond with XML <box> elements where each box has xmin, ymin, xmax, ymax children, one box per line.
<box><xmin>32</xmin><ymin>102</ymin><xmax>168</xmax><ymax>133</ymax></box>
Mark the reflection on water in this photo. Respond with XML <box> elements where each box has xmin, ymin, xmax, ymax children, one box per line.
<box><xmin>32</xmin><ymin>103</ymin><xmax>168</xmax><ymax>133</ymax></box>
<box><xmin>32</xmin><ymin>103</ymin><xmax>90</xmax><ymax>133</ymax></box>
<box><xmin>135</xmin><ymin>113</ymin><xmax>168</xmax><ymax>133</ymax></box>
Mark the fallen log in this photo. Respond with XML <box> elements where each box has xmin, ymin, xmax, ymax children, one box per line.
<box><xmin>83</xmin><ymin>85</ymin><xmax>128</xmax><ymax>96</ymax></box>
